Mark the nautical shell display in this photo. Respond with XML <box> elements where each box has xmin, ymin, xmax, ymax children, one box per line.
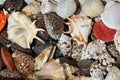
<box><xmin>105</xmin><ymin>66</ymin><xmax>120</xmax><ymax>80</ymax></box>
<box><xmin>82</xmin><ymin>0</ymin><xmax>104</xmax><ymax>18</ymax></box>
<box><xmin>101</xmin><ymin>1</ymin><xmax>120</xmax><ymax>30</ymax></box>
<box><xmin>35</xmin><ymin>59</ymin><xmax>66</xmax><ymax>79</ymax></box>
<box><xmin>56</xmin><ymin>0</ymin><xmax>77</xmax><ymax>19</ymax></box>
<box><xmin>12</xmin><ymin>51</ymin><xmax>35</xmax><ymax>74</ymax></box>
<box><xmin>66</xmin><ymin>14</ymin><xmax>92</xmax><ymax>43</ymax></box>
<box><xmin>44</xmin><ymin>12</ymin><xmax>64</xmax><ymax>40</ymax></box>
<box><xmin>22</xmin><ymin>1</ymin><xmax>41</xmax><ymax>16</ymax></box>
<box><xmin>34</xmin><ymin>46</ymin><xmax>55</xmax><ymax>70</ymax></box>
<box><xmin>7</xmin><ymin>11</ymin><xmax>44</xmax><ymax>48</ymax></box>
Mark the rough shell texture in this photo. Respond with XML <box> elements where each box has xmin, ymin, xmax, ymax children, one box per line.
<box><xmin>22</xmin><ymin>1</ymin><xmax>41</xmax><ymax>16</ymax></box>
<box><xmin>12</xmin><ymin>51</ymin><xmax>34</xmax><ymax>74</ymax></box>
<box><xmin>66</xmin><ymin>14</ymin><xmax>92</xmax><ymax>43</ymax></box>
<box><xmin>101</xmin><ymin>1</ymin><xmax>120</xmax><ymax>30</ymax></box>
<box><xmin>3</xmin><ymin>0</ymin><xmax>27</xmax><ymax>13</ymax></box>
<box><xmin>105</xmin><ymin>66</ymin><xmax>120</xmax><ymax>80</ymax></box>
<box><xmin>44</xmin><ymin>12</ymin><xmax>64</xmax><ymax>40</ymax></box>
<box><xmin>82</xmin><ymin>0</ymin><xmax>104</xmax><ymax>18</ymax></box>
<box><xmin>7</xmin><ymin>11</ymin><xmax>44</xmax><ymax>48</ymax></box>
<box><xmin>35</xmin><ymin>59</ymin><xmax>65</xmax><ymax>79</ymax></box>
<box><xmin>56</xmin><ymin>0</ymin><xmax>77</xmax><ymax>19</ymax></box>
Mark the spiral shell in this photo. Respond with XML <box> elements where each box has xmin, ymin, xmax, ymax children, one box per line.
<box><xmin>56</xmin><ymin>0</ymin><xmax>77</xmax><ymax>19</ymax></box>
<box><xmin>82</xmin><ymin>0</ymin><xmax>104</xmax><ymax>18</ymax></box>
<box><xmin>101</xmin><ymin>1</ymin><xmax>120</xmax><ymax>30</ymax></box>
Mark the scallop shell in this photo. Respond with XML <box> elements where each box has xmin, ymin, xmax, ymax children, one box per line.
<box><xmin>82</xmin><ymin>0</ymin><xmax>104</xmax><ymax>18</ymax></box>
<box><xmin>7</xmin><ymin>11</ymin><xmax>44</xmax><ymax>48</ymax></box>
<box><xmin>105</xmin><ymin>66</ymin><xmax>120</xmax><ymax>80</ymax></box>
<box><xmin>22</xmin><ymin>1</ymin><xmax>41</xmax><ymax>16</ymax></box>
<box><xmin>34</xmin><ymin>46</ymin><xmax>56</xmax><ymax>70</ymax></box>
<box><xmin>35</xmin><ymin>59</ymin><xmax>66</xmax><ymax>80</ymax></box>
<box><xmin>66</xmin><ymin>14</ymin><xmax>92</xmax><ymax>43</ymax></box>
<box><xmin>101</xmin><ymin>1</ymin><xmax>120</xmax><ymax>30</ymax></box>
<box><xmin>56</xmin><ymin>0</ymin><xmax>77</xmax><ymax>19</ymax></box>
<box><xmin>12</xmin><ymin>51</ymin><xmax>34</xmax><ymax>74</ymax></box>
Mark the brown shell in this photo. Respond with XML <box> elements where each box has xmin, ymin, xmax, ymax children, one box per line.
<box><xmin>12</xmin><ymin>51</ymin><xmax>34</xmax><ymax>75</ymax></box>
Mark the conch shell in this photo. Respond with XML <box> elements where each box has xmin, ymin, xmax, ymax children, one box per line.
<box><xmin>22</xmin><ymin>1</ymin><xmax>41</xmax><ymax>16</ymax></box>
<box><xmin>56</xmin><ymin>0</ymin><xmax>77</xmax><ymax>19</ymax></box>
<box><xmin>34</xmin><ymin>46</ymin><xmax>56</xmax><ymax>70</ymax></box>
<box><xmin>7</xmin><ymin>11</ymin><xmax>44</xmax><ymax>48</ymax></box>
<box><xmin>66</xmin><ymin>14</ymin><xmax>92</xmax><ymax>43</ymax></box>
<box><xmin>35</xmin><ymin>59</ymin><xmax>66</xmax><ymax>80</ymax></box>
<box><xmin>82</xmin><ymin>0</ymin><xmax>104</xmax><ymax>18</ymax></box>
<box><xmin>101</xmin><ymin>1</ymin><xmax>120</xmax><ymax>30</ymax></box>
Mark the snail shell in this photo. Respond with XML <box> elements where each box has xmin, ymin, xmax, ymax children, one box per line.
<box><xmin>101</xmin><ymin>1</ymin><xmax>120</xmax><ymax>30</ymax></box>
<box><xmin>56</xmin><ymin>0</ymin><xmax>77</xmax><ymax>19</ymax></box>
<box><xmin>82</xmin><ymin>0</ymin><xmax>104</xmax><ymax>18</ymax></box>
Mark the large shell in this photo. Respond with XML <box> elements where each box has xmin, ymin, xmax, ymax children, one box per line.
<box><xmin>56</xmin><ymin>0</ymin><xmax>77</xmax><ymax>19</ymax></box>
<box><xmin>35</xmin><ymin>59</ymin><xmax>66</xmax><ymax>80</ymax></box>
<box><xmin>105</xmin><ymin>66</ymin><xmax>120</xmax><ymax>80</ymax></box>
<box><xmin>82</xmin><ymin>0</ymin><xmax>104</xmax><ymax>18</ymax></box>
<box><xmin>101</xmin><ymin>1</ymin><xmax>120</xmax><ymax>30</ymax></box>
<box><xmin>34</xmin><ymin>46</ymin><xmax>56</xmax><ymax>70</ymax></box>
<box><xmin>7</xmin><ymin>11</ymin><xmax>44</xmax><ymax>48</ymax></box>
<box><xmin>22</xmin><ymin>1</ymin><xmax>41</xmax><ymax>16</ymax></box>
<box><xmin>66</xmin><ymin>14</ymin><xmax>92</xmax><ymax>43</ymax></box>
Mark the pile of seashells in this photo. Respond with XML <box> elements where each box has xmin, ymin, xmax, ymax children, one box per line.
<box><xmin>0</xmin><ymin>0</ymin><xmax>120</xmax><ymax>80</ymax></box>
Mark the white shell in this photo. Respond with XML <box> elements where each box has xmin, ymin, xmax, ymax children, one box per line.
<box><xmin>7</xmin><ymin>12</ymin><xmax>44</xmax><ymax>48</ymax></box>
<box><xmin>101</xmin><ymin>1</ymin><xmax>120</xmax><ymax>30</ymax></box>
<box><xmin>56</xmin><ymin>0</ymin><xmax>77</xmax><ymax>19</ymax></box>
<box><xmin>105</xmin><ymin>66</ymin><xmax>120</xmax><ymax>80</ymax></box>
<box><xmin>82</xmin><ymin>0</ymin><xmax>104</xmax><ymax>18</ymax></box>
<box><xmin>22</xmin><ymin>1</ymin><xmax>41</xmax><ymax>16</ymax></box>
<box><xmin>40</xmin><ymin>0</ymin><xmax>56</xmax><ymax>14</ymax></box>
<box><xmin>0</xmin><ymin>0</ymin><xmax>4</xmax><ymax>4</ymax></box>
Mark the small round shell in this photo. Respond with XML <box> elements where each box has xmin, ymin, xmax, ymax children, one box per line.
<box><xmin>56</xmin><ymin>0</ymin><xmax>77</xmax><ymax>19</ymax></box>
<box><xmin>82</xmin><ymin>0</ymin><xmax>104</xmax><ymax>18</ymax></box>
<box><xmin>12</xmin><ymin>51</ymin><xmax>34</xmax><ymax>74</ymax></box>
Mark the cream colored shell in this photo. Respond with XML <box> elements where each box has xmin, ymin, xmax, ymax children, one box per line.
<box><xmin>82</xmin><ymin>0</ymin><xmax>104</xmax><ymax>18</ymax></box>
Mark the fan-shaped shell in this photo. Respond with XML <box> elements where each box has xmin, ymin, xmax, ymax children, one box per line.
<box><xmin>56</xmin><ymin>0</ymin><xmax>77</xmax><ymax>19</ymax></box>
<box><xmin>101</xmin><ymin>1</ymin><xmax>120</xmax><ymax>30</ymax></box>
<box><xmin>82</xmin><ymin>0</ymin><xmax>104</xmax><ymax>18</ymax></box>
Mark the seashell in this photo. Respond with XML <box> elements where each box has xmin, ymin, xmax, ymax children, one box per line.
<box><xmin>22</xmin><ymin>1</ymin><xmax>41</xmax><ymax>16</ymax></box>
<box><xmin>101</xmin><ymin>1</ymin><xmax>120</xmax><ymax>30</ymax></box>
<box><xmin>44</xmin><ymin>12</ymin><xmax>64</xmax><ymax>40</ymax></box>
<box><xmin>56</xmin><ymin>0</ymin><xmax>77</xmax><ymax>19</ymax></box>
<box><xmin>1</xmin><ymin>47</ymin><xmax>15</xmax><ymax>70</ymax></box>
<box><xmin>12</xmin><ymin>51</ymin><xmax>34</xmax><ymax>74</ymax></box>
<box><xmin>7</xmin><ymin>11</ymin><xmax>45</xmax><ymax>48</ymax></box>
<box><xmin>66</xmin><ymin>14</ymin><xmax>92</xmax><ymax>43</ymax></box>
<box><xmin>3</xmin><ymin>0</ymin><xmax>27</xmax><ymax>13</ymax></box>
<box><xmin>35</xmin><ymin>59</ymin><xmax>66</xmax><ymax>79</ymax></box>
<box><xmin>114</xmin><ymin>30</ymin><xmax>120</xmax><ymax>53</ymax></box>
<box><xmin>93</xmin><ymin>21</ymin><xmax>116</xmax><ymax>42</ymax></box>
<box><xmin>82</xmin><ymin>0</ymin><xmax>104</xmax><ymax>18</ymax></box>
<box><xmin>105</xmin><ymin>66</ymin><xmax>120</xmax><ymax>80</ymax></box>
<box><xmin>40</xmin><ymin>0</ymin><xmax>56</xmax><ymax>14</ymax></box>
<box><xmin>34</xmin><ymin>46</ymin><xmax>55</xmax><ymax>70</ymax></box>
<box><xmin>62</xmin><ymin>63</ymin><xmax>79</xmax><ymax>78</ymax></box>
<box><xmin>78</xmin><ymin>0</ymin><xmax>86</xmax><ymax>5</ymax></box>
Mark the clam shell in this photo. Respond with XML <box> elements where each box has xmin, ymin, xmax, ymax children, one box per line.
<box><xmin>22</xmin><ymin>1</ymin><xmax>41</xmax><ymax>16</ymax></box>
<box><xmin>82</xmin><ymin>0</ymin><xmax>104</xmax><ymax>18</ymax></box>
<box><xmin>34</xmin><ymin>46</ymin><xmax>55</xmax><ymax>70</ymax></box>
<box><xmin>56</xmin><ymin>0</ymin><xmax>77</xmax><ymax>19</ymax></box>
<box><xmin>101</xmin><ymin>1</ymin><xmax>120</xmax><ymax>30</ymax></box>
<box><xmin>35</xmin><ymin>59</ymin><xmax>66</xmax><ymax>79</ymax></box>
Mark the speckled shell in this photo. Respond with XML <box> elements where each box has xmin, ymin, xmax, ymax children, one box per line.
<box><xmin>12</xmin><ymin>51</ymin><xmax>34</xmax><ymax>74</ymax></box>
<box><xmin>82</xmin><ymin>0</ymin><xmax>104</xmax><ymax>18</ymax></box>
<box><xmin>56</xmin><ymin>0</ymin><xmax>77</xmax><ymax>19</ymax></box>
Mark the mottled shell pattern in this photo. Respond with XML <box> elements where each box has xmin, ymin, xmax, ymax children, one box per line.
<box><xmin>7</xmin><ymin>11</ymin><xmax>44</xmax><ymax>48</ymax></box>
<box><xmin>22</xmin><ymin>1</ymin><xmax>41</xmax><ymax>16</ymax></box>
<box><xmin>66</xmin><ymin>12</ymin><xmax>92</xmax><ymax>43</ymax></box>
